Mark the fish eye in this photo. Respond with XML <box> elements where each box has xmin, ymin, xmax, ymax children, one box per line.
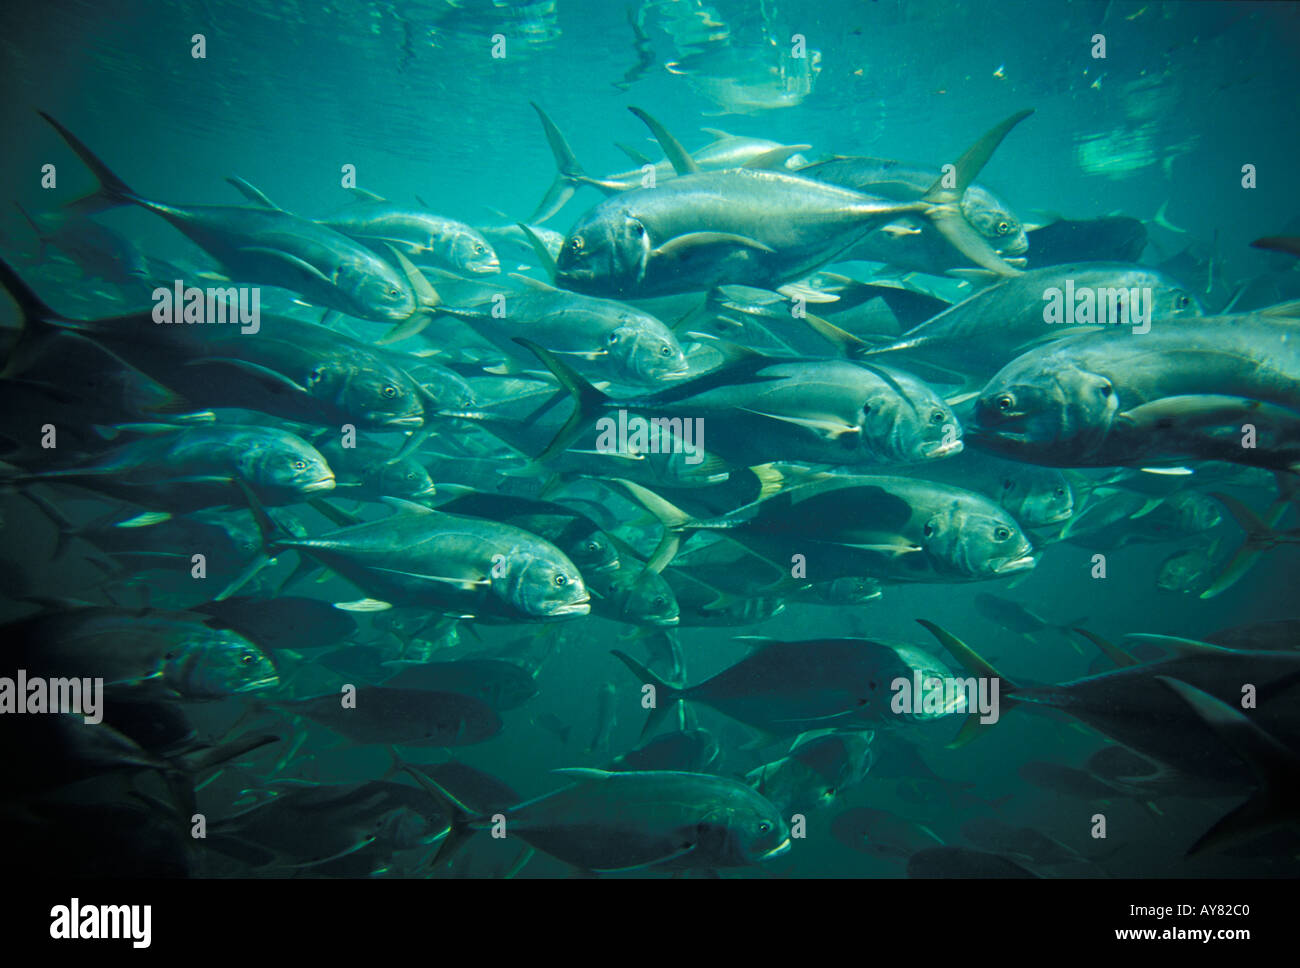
<box><xmin>757</xmin><ymin>822</ymin><xmax>771</xmax><ymax>834</ymax></box>
<box><xmin>569</xmin><ymin>237</ymin><xmax>584</xmax><ymax>253</ymax></box>
<box><xmin>930</xmin><ymin>410</ymin><xmax>946</xmax><ymax>425</ymax></box>
<box><xmin>587</xmin><ymin>541</ymin><xmax>599</xmax><ymax>553</ymax></box>
<box><xmin>1054</xmin><ymin>486</ymin><xmax>1066</xmax><ymax>496</ymax></box>
<box><xmin>382</xmin><ymin>385</ymin><xmax>398</xmax><ymax>398</ymax></box>
<box><xmin>862</xmin><ymin>403</ymin><xmax>872</xmax><ymax>415</ymax></box>
<box><xmin>387</xmin><ymin>287</ymin><xmax>400</xmax><ymax>297</ymax></box>
<box><xmin>1001</xmin><ymin>479</ymin><xmax>1014</xmax><ymax>491</ymax></box>
<box><xmin>293</xmin><ymin>459</ymin><xmax>307</xmax><ymax>470</ymax></box>
<box><xmin>474</xmin><ymin>244</ymin><xmax>485</xmax><ymax>254</ymax></box>
<box><xmin>239</xmin><ymin>651</ymin><xmax>258</xmax><ymax>666</ymax></box>
<box><xmin>1099</xmin><ymin>383</ymin><xmax>1113</xmax><ymax>398</ymax></box>
<box><xmin>608</xmin><ymin>333</ymin><xmax>619</xmax><ymax>344</ymax></box>
<box><xmin>997</xmin><ymin>220</ymin><xmax>1010</xmax><ymax>234</ymax></box>
<box><xmin>923</xmin><ymin>524</ymin><xmax>934</xmax><ymax>537</ymax></box>
<box><xmin>1177</xmin><ymin>295</ymin><xmax>1190</xmax><ymax>308</ymax></box>
<box><xmin>995</xmin><ymin>393</ymin><xmax>1014</xmax><ymax>412</ymax></box>
<box><xmin>994</xmin><ymin>526</ymin><xmax>1012</xmax><ymax>541</ymax></box>
<box><xmin>660</xmin><ymin>345</ymin><xmax>672</xmax><ymax>356</ymax></box>
<box><xmin>652</xmin><ymin>597</ymin><xmax>666</xmax><ymax>608</ymax></box>
<box><xmin>554</xmin><ymin>574</ymin><xmax>568</xmax><ymax>586</ymax></box>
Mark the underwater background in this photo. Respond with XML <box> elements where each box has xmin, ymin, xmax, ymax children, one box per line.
<box><xmin>1</xmin><ymin>0</ymin><xmax>1299</xmax><ymax>878</ymax></box>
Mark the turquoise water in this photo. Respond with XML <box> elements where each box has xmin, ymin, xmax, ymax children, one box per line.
<box><xmin>2</xmin><ymin>0</ymin><xmax>1299</xmax><ymax>878</ymax></box>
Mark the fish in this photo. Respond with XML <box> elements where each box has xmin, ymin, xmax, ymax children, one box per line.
<box><xmin>604</xmin><ymin>728</ymin><xmax>722</xmax><ymax>774</ymax></box>
<box><xmin>39</xmin><ymin>113</ymin><xmax>436</xmax><ymax>327</ymax></box>
<box><xmin>831</xmin><ymin>806</ymin><xmax>945</xmax><ymax>861</ymax></box>
<box><xmin>410</xmin><ymin>766</ymin><xmax>790</xmax><ymax>873</ymax></box>
<box><xmin>621</xmin><ymin>474</ymin><xmax>1036</xmax><ymax>584</ymax></box>
<box><xmin>970</xmin><ymin>311</ymin><xmax>1300</xmax><ymax>470</ymax></box>
<box><xmin>225</xmin><ymin>180</ymin><xmax>500</xmax><ymax>277</ymax></box>
<box><xmin>746</xmin><ymin>729</ymin><xmax>875</xmax><ymax>816</ymax></box>
<box><xmin>430</xmin><ymin>274</ymin><xmax>689</xmax><ymax>389</ymax></box>
<box><xmin>553</xmin><ymin>109</ymin><xmax>1034</xmax><ymax>297</ymax></box>
<box><xmin>521</xmin><ymin>338</ymin><xmax>962</xmax><ymax>468</ymax></box>
<box><xmin>528</xmin><ymin>103</ymin><xmax>812</xmax><ymax>223</ymax></box>
<box><xmin>907</xmin><ymin>846</ymin><xmax>1038</xmax><ymax>878</ymax></box>
<box><xmin>384</xmin><ymin>659</ymin><xmax>539</xmax><ymax>711</ymax></box>
<box><xmin>274</xmin><ymin>687</ymin><xmax>501</xmax><ymax>747</ymax></box>
<box><xmin>5</xmin><ymin>424</ymin><xmax>336</xmax><ymax>511</ymax></box>
<box><xmin>3</xmin><ymin>605</ymin><xmax>279</xmax><ymax>700</ymax></box>
<box><xmin>972</xmin><ymin>593</ymin><xmax>1085</xmax><ymax>647</ymax></box>
<box><xmin>317</xmin><ymin>438</ymin><xmax>437</xmax><ymax>501</ymax></box>
<box><xmin>611</xmin><ymin>636</ymin><xmax>963</xmax><ymax>740</ymax></box>
<box><xmin>233</xmin><ymin>501</ymin><xmax>589</xmax><ymax>622</ymax></box>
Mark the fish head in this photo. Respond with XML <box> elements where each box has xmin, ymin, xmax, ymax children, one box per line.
<box><xmin>336</xmin><ymin>258</ymin><xmax>418</xmax><ymax>322</ymax></box>
<box><xmin>494</xmin><ymin>545</ymin><xmax>590</xmax><ymax>619</ymax></box>
<box><xmin>698</xmin><ymin>791</ymin><xmax>791</xmax><ymax>866</ymax></box>
<box><xmin>565</xmin><ymin>527</ymin><xmax>620</xmax><ymax>574</ymax></box>
<box><xmin>922</xmin><ymin>497</ymin><xmax>1037</xmax><ymax>578</ymax></box>
<box><xmin>1151</xmin><ymin>280</ymin><xmax>1204</xmax><ymax>318</ymax></box>
<box><xmin>556</xmin><ymin>207</ymin><xmax>647</xmax><ymax>295</ymax></box>
<box><xmin>816</xmin><ymin>576</ymin><xmax>883</xmax><ymax>605</ymax></box>
<box><xmin>445</xmin><ymin>229</ymin><xmax>500</xmax><ymax>275</ymax></box>
<box><xmin>609</xmin><ymin>316</ymin><xmax>690</xmax><ymax>385</ymax></box>
<box><xmin>961</xmin><ymin>188</ymin><xmax>1029</xmax><ymax>256</ymax></box>
<box><xmin>372</xmin><ymin>457</ymin><xmax>437</xmax><ymax>499</ymax></box>
<box><xmin>856</xmin><ymin>366</ymin><xmax>962</xmax><ymax>463</ymax></box>
<box><xmin>1164</xmin><ymin>490</ymin><xmax>1222</xmax><ymax>532</ymax></box>
<box><xmin>168</xmin><ymin>630</ymin><xmax>279</xmax><ymax>699</ymax></box>
<box><xmin>997</xmin><ymin>468</ymin><xmax>1075</xmax><ymax>527</ymax></box>
<box><xmin>972</xmin><ymin>354</ymin><xmax>1119</xmax><ymax>460</ymax></box>
<box><xmin>237</xmin><ymin>432</ymin><xmax>336</xmax><ymax>498</ymax></box>
<box><xmin>614</xmin><ymin>568</ymin><xmax>679</xmax><ymax>626</ymax></box>
<box><xmin>308</xmin><ymin>360</ymin><xmax>425</xmax><ymax>429</ymax></box>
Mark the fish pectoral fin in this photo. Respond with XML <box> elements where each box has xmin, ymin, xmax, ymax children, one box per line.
<box><xmin>588</xmin><ymin>843</ymin><xmax>699</xmax><ymax>874</ymax></box>
<box><xmin>879</xmin><ymin>221</ymin><xmax>923</xmax><ymax>238</ymax></box>
<box><xmin>376</xmin><ymin>313</ymin><xmax>434</xmax><ymax>345</ymax></box>
<box><xmin>368</xmin><ymin>566</ymin><xmax>489</xmax><ymax>590</ymax></box>
<box><xmin>742</xmin><ymin>145</ymin><xmax>812</xmax><ymax>170</ymax></box>
<box><xmin>332</xmin><ymin>598</ymin><xmax>393</xmax><ymax>612</ymax></box>
<box><xmin>184</xmin><ymin>356</ymin><xmax>311</xmax><ymax>394</ymax></box>
<box><xmin>927</xmin><ymin>212</ymin><xmax>1022</xmax><ymax>276</ymax></box>
<box><xmin>739</xmin><ymin>408</ymin><xmax>859</xmax><ymax>439</ymax></box>
<box><xmin>237</xmin><ymin>246</ymin><xmax>336</xmax><ymax>286</ymax></box>
<box><xmin>839</xmin><ymin>541</ymin><xmax>923</xmax><ymax>555</ymax></box>
<box><xmin>652</xmin><ymin>232</ymin><xmax>775</xmax><ymax>261</ymax></box>
<box><xmin>545</xmin><ymin>348</ymin><xmax>610</xmax><ymax>360</ymax></box>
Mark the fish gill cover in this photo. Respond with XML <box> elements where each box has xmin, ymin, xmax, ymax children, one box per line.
<box><xmin>0</xmin><ymin>0</ymin><xmax>1298</xmax><ymax>891</ymax></box>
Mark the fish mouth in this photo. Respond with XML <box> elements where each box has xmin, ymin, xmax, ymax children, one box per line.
<box><xmin>548</xmin><ymin>600</ymin><xmax>592</xmax><ymax>617</ymax></box>
<box><xmin>414</xmin><ymin>484</ymin><xmax>438</xmax><ymax>497</ymax></box>
<box><xmin>922</xmin><ymin>437</ymin><xmax>964</xmax><ymax>459</ymax></box>
<box><xmin>651</xmin><ymin>615</ymin><xmax>680</xmax><ymax>627</ymax></box>
<box><xmin>591</xmin><ymin>560</ymin><xmax>621</xmax><ymax>574</ymax></box>
<box><xmin>301</xmin><ymin>477</ymin><xmax>337</xmax><ymax>493</ymax></box>
<box><xmin>759</xmin><ymin>837</ymin><xmax>792</xmax><ymax>861</ymax></box>
<box><xmin>232</xmin><ymin>675</ymin><xmax>280</xmax><ymax>694</ymax></box>
<box><xmin>1037</xmin><ymin>509</ymin><xmax>1074</xmax><ymax>526</ymax></box>
<box><xmin>994</xmin><ymin>554</ymin><xmax>1038</xmax><ymax>574</ymax></box>
<box><xmin>471</xmin><ymin>261</ymin><xmax>501</xmax><ymax>274</ymax></box>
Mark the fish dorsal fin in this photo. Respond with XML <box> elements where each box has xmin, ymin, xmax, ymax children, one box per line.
<box><xmin>923</xmin><ymin>109</ymin><xmax>1034</xmax><ymax>204</ymax></box>
<box><xmin>628</xmin><ymin>107</ymin><xmax>699</xmax><ymax>176</ymax></box>
<box><xmin>508</xmin><ymin>271</ymin><xmax>558</xmax><ymax>292</ymax></box>
<box><xmin>685</xmin><ymin>330</ymin><xmax>765</xmax><ymax>363</ymax></box>
<box><xmin>552</xmin><ymin>767</ymin><xmax>614</xmax><ymax>781</ymax></box>
<box><xmin>615</xmin><ymin>142</ymin><xmax>653</xmax><ymax>166</ymax></box>
<box><xmin>346</xmin><ymin>186</ymin><xmax>389</xmax><ymax>204</ymax></box>
<box><xmin>225</xmin><ymin>175</ymin><xmax>281</xmax><ymax>210</ymax></box>
<box><xmin>742</xmin><ymin>145</ymin><xmax>812</xmax><ymax>170</ymax></box>
<box><xmin>1124</xmin><ymin>633</ymin><xmax>1244</xmax><ymax>656</ymax></box>
<box><xmin>515</xmin><ymin>223</ymin><xmax>558</xmax><ymax>281</ymax></box>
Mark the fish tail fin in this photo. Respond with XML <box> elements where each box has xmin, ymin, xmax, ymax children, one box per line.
<box><xmin>1199</xmin><ymin>491</ymin><xmax>1278</xmax><ymax>599</ymax></box>
<box><xmin>12</xmin><ymin>202</ymin><xmax>49</xmax><ymax>262</ymax></box>
<box><xmin>610</xmin><ymin>649</ymin><xmax>680</xmax><ymax>740</ymax></box>
<box><xmin>920</xmin><ymin>109</ymin><xmax>1034</xmax><ymax>276</ymax></box>
<box><xmin>610</xmin><ymin>478</ymin><xmax>709</xmax><ymax>571</ymax></box>
<box><xmin>396</xmin><ymin>755</ymin><xmax>484</xmax><ymax>871</ymax></box>
<box><xmin>0</xmin><ymin>256</ymin><xmax>77</xmax><ymax>378</ymax></box>
<box><xmin>1071</xmin><ymin>627</ymin><xmax>1138</xmax><ymax>667</ymax></box>
<box><xmin>213</xmin><ymin>481</ymin><xmax>288</xmax><ymax>602</ymax></box>
<box><xmin>38</xmin><ymin>111</ymin><xmax>142</xmax><ymax>213</ymax></box>
<box><xmin>511</xmin><ymin>336</ymin><xmax>609</xmax><ymax>461</ymax></box>
<box><xmin>1156</xmin><ymin>677</ymin><xmax>1300</xmax><ymax>858</ymax></box>
<box><xmin>915</xmin><ymin>619</ymin><xmax>1019</xmax><ymax>748</ymax></box>
<box><xmin>528</xmin><ymin>103</ymin><xmax>601</xmax><ymax>223</ymax></box>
